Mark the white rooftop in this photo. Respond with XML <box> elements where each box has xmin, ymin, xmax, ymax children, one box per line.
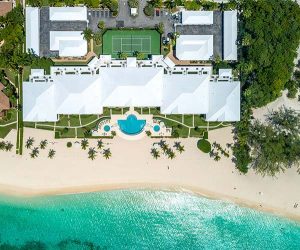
<box><xmin>50</xmin><ymin>31</ymin><xmax>87</xmax><ymax>57</ymax></box>
<box><xmin>181</xmin><ymin>11</ymin><xmax>214</xmax><ymax>25</ymax></box>
<box><xmin>49</xmin><ymin>7</ymin><xmax>87</xmax><ymax>21</ymax></box>
<box><xmin>25</xmin><ymin>7</ymin><xmax>40</xmax><ymax>56</ymax></box>
<box><xmin>23</xmin><ymin>63</ymin><xmax>240</xmax><ymax>122</ymax></box>
<box><xmin>161</xmin><ymin>73</ymin><xmax>211</xmax><ymax>114</ymax></box>
<box><xmin>219</xmin><ymin>68</ymin><xmax>232</xmax><ymax>79</ymax></box>
<box><xmin>176</xmin><ymin>35</ymin><xmax>214</xmax><ymax>60</ymax></box>
<box><xmin>223</xmin><ymin>10</ymin><xmax>238</xmax><ymax>60</ymax></box>
<box><xmin>206</xmin><ymin>82</ymin><xmax>240</xmax><ymax>121</ymax></box>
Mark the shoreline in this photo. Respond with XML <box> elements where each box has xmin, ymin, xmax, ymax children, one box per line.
<box><xmin>0</xmin><ymin>182</ymin><xmax>299</xmax><ymax>223</ymax></box>
<box><xmin>1</xmin><ymin>127</ymin><xmax>299</xmax><ymax>224</ymax></box>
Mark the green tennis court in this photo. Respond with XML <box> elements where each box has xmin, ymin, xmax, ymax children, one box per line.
<box><xmin>102</xmin><ymin>30</ymin><xmax>161</xmax><ymax>59</ymax></box>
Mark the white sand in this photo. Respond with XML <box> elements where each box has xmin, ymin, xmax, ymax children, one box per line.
<box><xmin>0</xmin><ymin>127</ymin><xmax>300</xmax><ymax>221</ymax></box>
<box><xmin>253</xmin><ymin>90</ymin><xmax>300</xmax><ymax>122</ymax></box>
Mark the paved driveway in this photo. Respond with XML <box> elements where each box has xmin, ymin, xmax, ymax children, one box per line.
<box><xmin>88</xmin><ymin>0</ymin><xmax>176</xmax><ymax>36</ymax></box>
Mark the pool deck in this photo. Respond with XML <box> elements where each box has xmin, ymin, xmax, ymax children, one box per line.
<box><xmin>94</xmin><ymin>108</ymin><xmax>172</xmax><ymax>140</ymax></box>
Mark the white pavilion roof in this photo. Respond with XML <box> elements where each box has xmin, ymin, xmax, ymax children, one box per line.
<box><xmin>181</xmin><ymin>11</ymin><xmax>214</xmax><ymax>25</ymax></box>
<box><xmin>25</xmin><ymin>7</ymin><xmax>40</xmax><ymax>56</ymax></box>
<box><xmin>176</xmin><ymin>35</ymin><xmax>213</xmax><ymax>60</ymax></box>
<box><xmin>223</xmin><ymin>10</ymin><xmax>238</xmax><ymax>60</ymax></box>
<box><xmin>49</xmin><ymin>7</ymin><xmax>87</xmax><ymax>21</ymax></box>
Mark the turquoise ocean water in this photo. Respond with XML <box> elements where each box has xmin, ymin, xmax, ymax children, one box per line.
<box><xmin>0</xmin><ymin>190</ymin><xmax>299</xmax><ymax>250</ymax></box>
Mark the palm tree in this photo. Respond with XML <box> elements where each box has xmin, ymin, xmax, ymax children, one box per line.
<box><xmin>30</xmin><ymin>147</ymin><xmax>39</xmax><ymax>158</ymax></box>
<box><xmin>103</xmin><ymin>148</ymin><xmax>112</xmax><ymax>159</ymax></box>
<box><xmin>162</xmin><ymin>144</ymin><xmax>169</xmax><ymax>154</ymax></box>
<box><xmin>174</xmin><ymin>141</ymin><xmax>185</xmax><ymax>153</ymax></box>
<box><xmin>151</xmin><ymin>148</ymin><xmax>160</xmax><ymax>159</ymax></box>
<box><xmin>81</xmin><ymin>28</ymin><xmax>93</xmax><ymax>41</ymax></box>
<box><xmin>166</xmin><ymin>148</ymin><xmax>176</xmax><ymax>159</ymax></box>
<box><xmin>0</xmin><ymin>141</ymin><xmax>5</xmax><ymax>150</ymax></box>
<box><xmin>81</xmin><ymin>139</ymin><xmax>89</xmax><ymax>150</ymax></box>
<box><xmin>158</xmin><ymin>139</ymin><xmax>166</xmax><ymax>148</ymax></box>
<box><xmin>25</xmin><ymin>137</ymin><xmax>34</xmax><ymax>149</ymax></box>
<box><xmin>178</xmin><ymin>145</ymin><xmax>185</xmax><ymax>154</ymax></box>
<box><xmin>48</xmin><ymin>149</ymin><xmax>56</xmax><ymax>159</ymax></box>
<box><xmin>214</xmin><ymin>155</ymin><xmax>221</xmax><ymax>162</ymax></box>
<box><xmin>88</xmin><ymin>147</ymin><xmax>97</xmax><ymax>160</ymax></box>
<box><xmin>97</xmin><ymin>139</ymin><xmax>104</xmax><ymax>150</ymax></box>
<box><xmin>5</xmin><ymin>142</ymin><xmax>13</xmax><ymax>151</ymax></box>
<box><xmin>40</xmin><ymin>139</ymin><xmax>48</xmax><ymax>149</ymax></box>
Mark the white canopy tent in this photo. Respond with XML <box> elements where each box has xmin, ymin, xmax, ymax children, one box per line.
<box><xmin>49</xmin><ymin>7</ymin><xmax>87</xmax><ymax>21</ymax></box>
<box><xmin>176</xmin><ymin>35</ymin><xmax>213</xmax><ymax>60</ymax></box>
<box><xmin>223</xmin><ymin>10</ymin><xmax>238</xmax><ymax>60</ymax></box>
<box><xmin>25</xmin><ymin>7</ymin><xmax>40</xmax><ymax>56</ymax></box>
<box><xmin>181</xmin><ymin>11</ymin><xmax>214</xmax><ymax>25</ymax></box>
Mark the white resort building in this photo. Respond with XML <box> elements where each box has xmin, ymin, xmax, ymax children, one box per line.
<box><xmin>23</xmin><ymin>56</ymin><xmax>240</xmax><ymax>122</ymax></box>
<box><xmin>23</xmin><ymin>7</ymin><xmax>241</xmax><ymax>127</ymax></box>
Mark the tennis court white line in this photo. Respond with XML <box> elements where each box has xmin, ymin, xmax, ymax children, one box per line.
<box><xmin>112</xmin><ymin>36</ymin><xmax>152</xmax><ymax>54</ymax></box>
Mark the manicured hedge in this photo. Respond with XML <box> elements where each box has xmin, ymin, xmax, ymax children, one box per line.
<box><xmin>197</xmin><ymin>139</ymin><xmax>211</xmax><ymax>153</ymax></box>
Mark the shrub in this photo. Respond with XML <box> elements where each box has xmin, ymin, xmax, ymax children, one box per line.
<box><xmin>62</xmin><ymin>127</ymin><xmax>69</xmax><ymax>134</ymax></box>
<box><xmin>171</xmin><ymin>129</ymin><xmax>179</xmax><ymax>138</ymax></box>
<box><xmin>109</xmin><ymin>0</ymin><xmax>119</xmax><ymax>16</ymax></box>
<box><xmin>285</xmin><ymin>80</ymin><xmax>298</xmax><ymax>99</ymax></box>
<box><xmin>203</xmin><ymin>131</ymin><xmax>208</xmax><ymax>140</ymax></box>
<box><xmin>97</xmin><ymin>21</ymin><xmax>105</xmax><ymax>30</ymax></box>
<box><xmin>128</xmin><ymin>0</ymin><xmax>139</xmax><ymax>8</ymax></box>
<box><xmin>184</xmin><ymin>0</ymin><xmax>201</xmax><ymax>10</ymax></box>
<box><xmin>67</xmin><ymin>142</ymin><xmax>72</xmax><ymax>148</ymax></box>
<box><xmin>156</xmin><ymin>22</ymin><xmax>164</xmax><ymax>34</ymax></box>
<box><xmin>197</xmin><ymin>139</ymin><xmax>211</xmax><ymax>153</ymax></box>
<box><xmin>144</xmin><ymin>3</ymin><xmax>154</xmax><ymax>16</ymax></box>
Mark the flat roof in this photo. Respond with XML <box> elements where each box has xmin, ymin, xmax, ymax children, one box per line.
<box><xmin>176</xmin><ymin>35</ymin><xmax>214</xmax><ymax>60</ymax></box>
<box><xmin>181</xmin><ymin>11</ymin><xmax>214</xmax><ymax>25</ymax></box>
<box><xmin>223</xmin><ymin>10</ymin><xmax>238</xmax><ymax>60</ymax></box>
<box><xmin>49</xmin><ymin>7</ymin><xmax>87</xmax><ymax>21</ymax></box>
<box><xmin>25</xmin><ymin>7</ymin><xmax>40</xmax><ymax>56</ymax></box>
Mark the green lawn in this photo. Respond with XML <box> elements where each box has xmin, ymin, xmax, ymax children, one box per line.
<box><xmin>56</xmin><ymin>115</ymin><xmax>69</xmax><ymax>127</ymax></box>
<box><xmin>183</xmin><ymin>115</ymin><xmax>194</xmax><ymax>127</ymax></box>
<box><xmin>165</xmin><ymin>114</ymin><xmax>183</xmax><ymax>123</ymax></box>
<box><xmin>154</xmin><ymin>116</ymin><xmax>189</xmax><ymax>138</ymax></box>
<box><xmin>93</xmin><ymin>40</ymin><xmax>102</xmax><ymax>56</ymax></box>
<box><xmin>0</xmin><ymin>124</ymin><xmax>16</xmax><ymax>139</ymax></box>
<box><xmin>80</xmin><ymin>115</ymin><xmax>99</xmax><ymax>125</ymax></box>
<box><xmin>102</xmin><ymin>29</ymin><xmax>161</xmax><ymax>59</ymax></box>
<box><xmin>0</xmin><ymin>109</ymin><xmax>18</xmax><ymax>139</ymax></box>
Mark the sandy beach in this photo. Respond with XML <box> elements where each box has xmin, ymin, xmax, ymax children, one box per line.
<box><xmin>0</xmin><ymin>126</ymin><xmax>299</xmax><ymax>221</ymax></box>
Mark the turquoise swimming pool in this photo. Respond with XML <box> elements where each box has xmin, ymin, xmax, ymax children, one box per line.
<box><xmin>118</xmin><ymin>115</ymin><xmax>146</xmax><ymax>135</ymax></box>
